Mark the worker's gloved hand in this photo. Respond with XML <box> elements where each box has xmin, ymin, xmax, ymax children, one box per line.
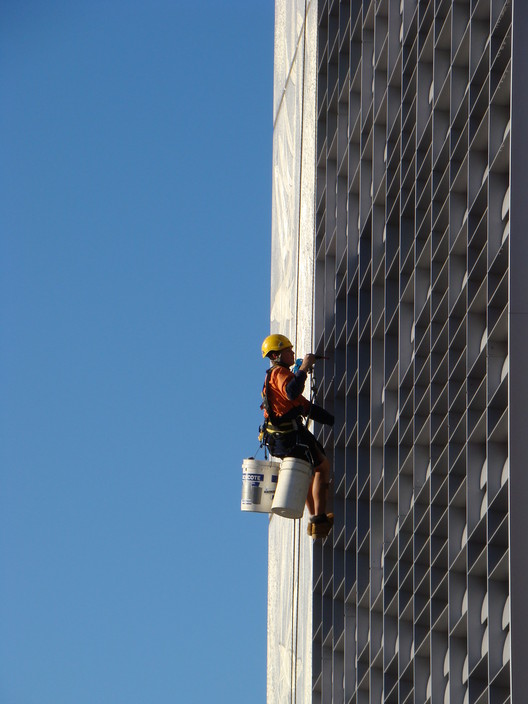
<box><xmin>299</xmin><ymin>353</ymin><xmax>318</xmax><ymax>373</ymax></box>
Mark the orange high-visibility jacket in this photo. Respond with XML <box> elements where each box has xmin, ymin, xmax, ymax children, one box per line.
<box><xmin>262</xmin><ymin>364</ymin><xmax>310</xmax><ymax>421</ymax></box>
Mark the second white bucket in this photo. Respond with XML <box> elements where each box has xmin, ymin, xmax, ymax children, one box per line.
<box><xmin>271</xmin><ymin>457</ymin><xmax>313</xmax><ymax>519</ymax></box>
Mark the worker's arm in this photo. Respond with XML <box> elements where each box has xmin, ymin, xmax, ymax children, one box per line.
<box><xmin>287</xmin><ymin>351</ymin><xmax>324</xmax><ymax>398</ymax></box>
<box><xmin>284</xmin><ymin>369</ymin><xmax>308</xmax><ymax>400</ymax></box>
<box><xmin>308</xmin><ymin>404</ymin><xmax>334</xmax><ymax>425</ymax></box>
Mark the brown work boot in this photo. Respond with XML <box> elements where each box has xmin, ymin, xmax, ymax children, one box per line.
<box><xmin>307</xmin><ymin>513</ymin><xmax>334</xmax><ymax>539</ymax></box>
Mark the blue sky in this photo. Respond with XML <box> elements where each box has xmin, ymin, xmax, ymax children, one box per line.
<box><xmin>1</xmin><ymin>2</ymin><xmax>274</xmax><ymax>702</ymax></box>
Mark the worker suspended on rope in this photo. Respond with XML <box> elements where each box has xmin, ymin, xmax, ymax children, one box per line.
<box><xmin>260</xmin><ymin>334</ymin><xmax>334</xmax><ymax>538</ymax></box>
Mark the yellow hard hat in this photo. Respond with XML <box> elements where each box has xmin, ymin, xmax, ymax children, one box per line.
<box><xmin>261</xmin><ymin>334</ymin><xmax>293</xmax><ymax>358</ymax></box>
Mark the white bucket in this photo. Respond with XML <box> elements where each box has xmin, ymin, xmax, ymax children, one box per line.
<box><xmin>271</xmin><ymin>457</ymin><xmax>313</xmax><ymax>519</ymax></box>
<box><xmin>241</xmin><ymin>458</ymin><xmax>280</xmax><ymax>513</ymax></box>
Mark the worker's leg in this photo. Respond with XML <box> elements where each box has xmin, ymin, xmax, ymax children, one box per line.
<box><xmin>311</xmin><ymin>450</ymin><xmax>331</xmax><ymax>516</ymax></box>
<box><xmin>305</xmin><ymin>477</ymin><xmax>315</xmax><ymax>515</ymax></box>
<box><xmin>296</xmin><ymin>428</ymin><xmax>331</xmax><ymax>518</ymax></box>
<box><xmin>307</xmin><ymin>449</ymin><xmax>333</xmax><ymax>538</ymax></box>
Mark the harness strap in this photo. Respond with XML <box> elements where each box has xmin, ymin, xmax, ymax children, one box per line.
<box><xmin>263</xmin><ymin>418</ymin><xmax>299</xmax><ymax>435</ymax></box>
<box><xmin>261</xmin><ymin>367</ymin><xmax>278</xmax><ymax>424</ymax></box>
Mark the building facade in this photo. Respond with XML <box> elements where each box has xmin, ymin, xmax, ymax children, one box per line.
<box><xmin>268</xmin><ymin>1</ymin><xmax>528</xmax><ymax>703</ymax></box>
<box><xmin>268</xmin><ymin>2</ymin><xmax>318</xmax><ymax>701</ymax></box>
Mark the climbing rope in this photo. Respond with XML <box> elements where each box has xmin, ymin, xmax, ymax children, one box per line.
<box><xmin>289</xmin><ymin>515</ymin><xmax>303</xmax><ymax>704</ymax></box>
